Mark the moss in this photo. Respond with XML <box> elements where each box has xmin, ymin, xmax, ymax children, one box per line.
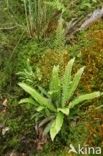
<box><xmin>76</xmin><ymin>20</ymin><xmax>103</xmax><ymax>92</ymax></box>
<box><xmin>84</xmin><ymin>107</ymin><xmax>103</xmax><ymax>148</ymax></box>
<box><xmin>36</xmin><ymin>49</ymin><xmax>70</xmax><ymax>87</ymax></box>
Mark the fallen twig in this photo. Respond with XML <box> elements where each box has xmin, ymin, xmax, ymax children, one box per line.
<box><xmin>80</xmin><ymin>7</ymin><xmax>103</xmax><ymax>30</ymax></box>
<box><xmin>65</xmin><ymin>6</ymin><xmax>103</xmax><ymax>39</ymax></box>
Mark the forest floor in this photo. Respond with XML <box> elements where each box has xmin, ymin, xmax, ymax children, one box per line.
<box><xmin>0</xmin><ymin>1</ymin><xmax>103</xmax><ymax>156</ymax></box>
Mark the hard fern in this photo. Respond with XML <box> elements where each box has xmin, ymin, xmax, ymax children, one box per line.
<box><xmin>49</xmin><ymin>65</ymin><xmax>61</xmax><ymax>106</ymax></box>
<box><xmin>18</xmin><ymin>58</ymin><xmax>103</xmax><ymax>141</ymax></box>
<box><xmin>62</xmin><ymin>58</ymin><xmax>75</xmax><ymax>107</ymax></box>
<box><xmin>54</xmin><ymin>16</ymin><xmax>65</xmax><ymax>49</ymax></box>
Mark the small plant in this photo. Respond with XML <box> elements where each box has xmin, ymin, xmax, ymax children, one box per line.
<box><xmin>45</xmin><ymin>0</ymin><xmax>66</xmax><ymax>49</ymax></box>
<box><xmin>17</xmin><ymin>59</ymin><xmax>35</xmax><ymax>84</ymax></box>
<box><xmin>18</xmin><ymin>58</ymin><xmax>102</xmax><ymax>141</ymax></box>
<box><xmin>80</xmin><ymin>0</ymin><xmax>97</xmax><ymax>10</ymax></box>
<box><xmin>17</xmin><ymin>58</ymin><xmax>43</xmax><ymax>86</ymax></box>
<box><xmin>45</xmin><ymin>0</ymin><xmax>66</xmax><ymax>14</ymax></box>
<box><xmin>53</xmin><ymin>15</ymin><xmax>65</xmax><ymax>49</ymax></box>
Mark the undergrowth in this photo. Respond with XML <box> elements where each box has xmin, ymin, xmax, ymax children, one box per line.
<box><xmin>0</xmin><ymin>0</ymin><xmax>103</xmax><ymax>155</ymax></box>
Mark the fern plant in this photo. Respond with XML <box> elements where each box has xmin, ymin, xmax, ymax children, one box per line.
<box><xmin>18</xmin><ymin>58</ymin><xmax>102</xmax><ymax>141</ymax></box>
<box><xmin>17</xmin><ymin>59</ymin><xmax>35</xmax><ymax>84</ymax></box>
<box><xmin>53</xmin><ymin>15</ymin><xmax>65</xmax><ymax>49</ymax></box>
<box><xmin>17</xmin><ymin>59</ymin><xmax>43</xmax><ymax>86</ymax></box>
<box><xmin>45</xmin><ymin>0</ymin><xmax>66</xmax><ymax>13</ymax></box>
<box><xmin>45</xmin><ymin>0</ymin><xmax>66</xmax><ymax>49</ymax></box>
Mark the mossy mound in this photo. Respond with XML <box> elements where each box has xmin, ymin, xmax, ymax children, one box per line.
<box><xmin>84</xmin><ymin>107</ymin><xmax>103</xmax><ymax>147</ymax></box>
<box><xmin>80</xmin><ymin>20</ymin><xmax>103</xmax><ymax>92</ymax></box>
<box><xmin>36</xmin><ymin>49</ymin><xmax>69</xmax><ymax>87</ymax></box>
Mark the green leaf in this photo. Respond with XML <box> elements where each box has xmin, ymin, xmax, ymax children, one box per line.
<box><xmin>45</xmin><ymin>0</ymin><xmax>65</xmax><ymax>12</ymax></box>
<box><xmin>49</xmin><ymin>65</ymin><xmax>61</xmax><ymax>101</ymax></box>
<box><xmin>50</xmin><ymin>112</ymin><xmax>64</xmax><ymax>141</ymax></box>
<box><xmin>96</xmin><ymin>105</ymin><xmax>103</xmax><ymax>109</ymax></box>
<box><xmin>43</xmin><ymin>121</ymin><xmax>53</xmax><ymax>135</ymax></box>
<box><xmin>62</xmin><ymin>58</ymin><xmax>75</xmax><ymax>106</ymax></box>
<box><xmin>18</xmin><ymin>82</ymin><xmax>56</xmax><ymax>112</ymax></box>
<box><xmin>100</xmin><ymin>92</ymin><xmax>103</xmax><ymax>96</ymax></box>
<box><xmin>92</xmin><ymin>0</ymin><xmax>97</xmax><ymax>2</ymax></box>
<box><xmin>58</xmin><ymin>107</ymin><xmax>70</xmax><ymax>115</ymax></box>
<box><xmin>38</xmin><ymin>86</ymin><xmax>49</xmax><ymax>98</ymax></box>
<box><xmin>69</xmin><ymin>91</ymin><xmax>101</xmax><ymax>109</ymax></box>
<box><xmin>36</xmin><ymin>106</ymin><xmax>44</xmax><ymax>112</ymax></box>
<box><xmin>19</xmin><ymin>97</ymin><xmax>36</xmax><ymax>105</ymax></box>
<box><xmin>67</xmin><ymin>66</ymin><xmax>85</xmax><ymax>101</ymax></box>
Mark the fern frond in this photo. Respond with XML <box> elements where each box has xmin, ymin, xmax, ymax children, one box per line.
<box><xmin>54</xmin><ymin>16</ymin><xmax>65</xmax><ymax>49</ymax></box>
<box><xmin>19</xmin><ymin>97</ymin><xmax>36</xmax><ymax>105</ymax></box>
<box><xmin>18</xmin><ymin>82</ymin><xmax>56</xmax><ymax>112</ymax></box>
<box><xmin>67</xmin><ymin>66</ymin><xmax>85</xmax><ymax>101</ymax></box>
<box><xmin>62</xmin><ymin>58</ymin><xmax>75</xmax><ymax>106</ymax></box>
<box><xmin>69</xmin><ymin>91</ymin><xmax>101</xmax><ymax>109</ymax></box>
<box><xmin>50</xmin><ymin>112</ymin><xmax>64</xmax><ymax>141</ymax></box>
<box><xmin>49</xmin><ymin>65</ymin><xmax>61</xmax><ymax>103</ymax></box>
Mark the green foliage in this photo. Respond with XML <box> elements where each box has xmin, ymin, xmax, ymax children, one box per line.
<box><xmin>45</xmin><ymin>0</ymin><xmax>66</xmax><ymax>49</ymax></box>
<box><xmin>62</xmin><ymin>58</ymin><xmax>75</xmax><ymax>106</ymax></box>
<box><xmin>53</xmin><ymin>16</ymin><xmax>65</xmax><ymax>49</ymax></box>
<box><xmin>21</xmin><ymin>0</ymin><xmax>53</xmax><ymax>39</ymax></box>
<box><xmin>69</xmin><ymin>92</ymin><xmax>101</xmax><ymax>109</ymax></box>
<box><xmin>16</xmin><ymin>40</ymin><xmax>38</xmax><ymax>71</ymax></box>
<box><xmin>18</xmin><ymin>58</ymin><xmax>102</xmax><ymax>141</ymax></box>
<box><xmin>80</xmin><ymin>0</ymin><xmax>98</xmax><ymax>10</ymax></box>
<box><xmin>18</xmin><ymin>82</ymin><xmax>56</xmax><ymax>111</ymax></box>
<box><xmin>45</xmin><ymin>0</ymin><xmax>66</xmax><ymax>13</ymax></box>
<box><xmin>49</xmin><ymin>65</ymin><xmax>61</xmax><ymax>103</ymax></box>
<box><xmin>21</xmin><ymin>0</ymin><xmax>66</xmax><ymax>40</ymax></box>
<box><xmin>0</xmin><ymin>0</ymin><xmax>103</xmax><ymax>154</ymax></box>
<box><xmin>50</xmin><ymin>112</ymin><xmax>64</xmax><ymax>141</ymax></box>
<box><xmin>17</xmin><ymin>59</ymin><xmax>35</xmax><ymax>84</ymax></box>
